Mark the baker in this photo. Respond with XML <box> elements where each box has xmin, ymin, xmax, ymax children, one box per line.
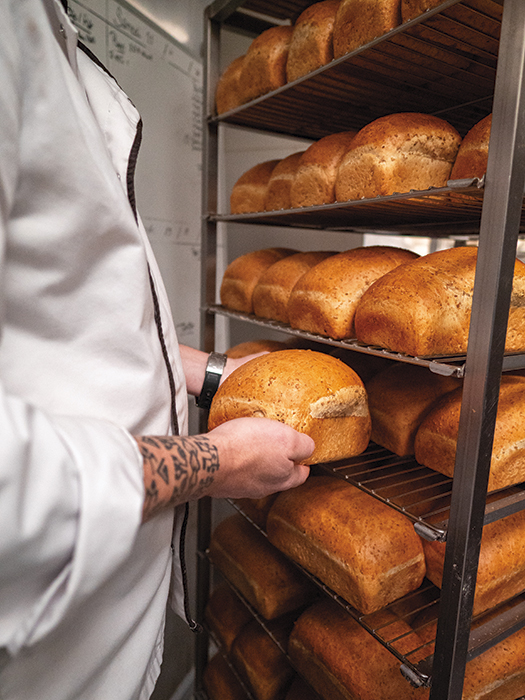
<box><xmin>0</xmin><ymin>1</ymin><xmax>313</xmax><ymax>699</ymax></box>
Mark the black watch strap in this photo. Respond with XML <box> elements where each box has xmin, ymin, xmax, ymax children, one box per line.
<box><xmin>196</xmin><ymin>352</ymin><xmax>228</xmax><ymax>409</ymax></box>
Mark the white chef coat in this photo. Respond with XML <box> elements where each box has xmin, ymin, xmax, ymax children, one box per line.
<box><xmin>0</xmin><ymin>0</ymin><xmax>189</xmax><ymax>698</ymax></box>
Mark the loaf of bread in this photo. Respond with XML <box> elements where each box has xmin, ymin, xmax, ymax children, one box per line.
<box><xmin>354</xmin><ymin>246</ymin><xmax>525</xmax><ymax>356</ymax></box>
<box><xmin>366</xmin><ymin>363</ymin><xmax>462</xmax><ymax>456</ymax></box>
<box><xmin>287</xmin><ymin>245</ymin><xmax>419</xmax><ymax>339</ymax></box>
<box><xmin>266</xmin><ymin>476</ymin><xmax>426</xmax><ymax>613</ymax></box>
<box><xmin>230</xmin><ymin>160</ymin><xmax>281</xmax><ymax>214</ymax></box>
<box><xmin>333</xmin><ymin>0</ymin><xmax>401</xmax><ymax>58</ymax></box>
<box><xmin>231</xmin><ymin>617</ymin><xmax>296</xmax><ymax>700</ymax></box>
<box><xmin>204</xmin><ymin>653</ymin><xmax>250</xmax><ymax>700</ymax></box>
<box><xmin>238</xmin><ymin>25</ymin><xmax>294</xmax><ymax>103</ymax></box>
<box><xmin>450</xmin><ymin>114</ymin><xmax>492</xmax><ymax>181</ymax></box>
<box><xmin>286</xmin><ymin>1</ymin><xmax>341</xmax><ymax>82</ymax></box>
<box><xmin>414</xmin><ymin>375</ymin><xmax>525</xmax><ymax>491</ymax></box>
<box><xmin>422</xmin><ymin>505</ymin><xmax>525</xmax><ymax>616</ymax></box>
<box><xmin>226</xmin><ymin>339</ymin><xmax>289</xmax><ymax>358</ymax></box>
<box><xmin>290</xmin><ymin>132</ymin><xmax>357</xmax><ymax>207</ymax></box>
<box><xmin>252</xmin><ymin>250</ymin><xmax>336</xmax><ymax>323</ymax></box>
<box><xmin>220</xmin><ymin>248</ymin><xmax>297</xmax><ymax>314</ymax></box>
<box><xmin>215</xmin><ymin>55</ymin><xmax>246</xmax><ymax>114</ymax></box>
<box><xmin>205</xmin><ymin>582</ymin><xmax>253</xmax><ymax>653</ymax></box>
<box><xmin>233</xmin><ymin>494</ymin><xmax>280</xmax><ymax>530</ymax></box>
<box><xmin>208</xmin><ymin>350</ymin><xmax>372</xmax><ymax>465</ymax></box>
<box><xmin>413</xmin><ymin>601</ymin><xmax>525</xmax><ymax>700</ymax></box>
<box><xmin>288</xmin><ymin>598</ymin><xmax>429</xmax><ymax>700</ymax></box>
<box><xmin>208</xmin><ymin>513</ymin><xmax>317</xmax><ymax>620</ymax></box>
<box><xmin>401</xmin><ymin>0</ymin><xmax>445</xmax><ymax>22</ymax></box>
<box><xmin>335</xmin><ymin>112</ymin><xmax>461</xmax><ymax>201</ymax></box>
<box><xmin>264</xmin><ymin>151</ymin><xmax>306</xmax><ymax>211</ymax></box>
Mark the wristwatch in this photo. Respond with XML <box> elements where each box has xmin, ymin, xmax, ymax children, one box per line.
<box><xmin>196</xmin><ymin>351</ymin><xmax>228</xmax><ymax>409</ymax></box>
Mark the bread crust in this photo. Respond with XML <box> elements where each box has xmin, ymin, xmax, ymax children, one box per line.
<box><xmin>287</xmin><ymin>245</ymin><xmax>419</xmax><ymax>339</ymax></box>
<box><xmin>366</xmin><ymin>363</ymin><xmax>462</xmax><ymax>456</ymax></box>
<box><xmin>335</xmin><ymin>112</ymin><xmax>461</xmax><ymax>201</ymax></box>
<box><xmin>230</xmin><ymin>160</ymin><xmax>281</xmax><ymax>214</ymax></box>
<box><xmin>290</xmin><ymin>131</ymin><xmax>357</xmax><ymax>207</ymax></box>
<box><xmin>354</xmin><ymin>246</ymin><xmax>525</xmax><ymax>356</ymax></box>
<box><xmin>208</xmin><ymin>513</ymin><xmax>316</xmax><ymax>620</ymax></box>
<box><xmin>414</xmin><ymin>375</ymin><xmax>525</xmax><ymax>492</ymax></box>
<box><xmin>205</xmin><ymin>582</ymin><xmax>253</xmax><ymax>653</ymax></box>
<box><xmin>238</xmin><ymin>25</ymin><xmax>294</xmax><ymax>103</ymax></box>
<box><xmin>333</xmin><ymin>0</ymin><xmax>401</xmax><ymax>58</ymax></box>
<box><xmin>252</xmin><ymin>250</ymin><xmax>335</xmax><ymax>323</ymax></box>
<box><xmin>401</xmin><ymin>0</ymin><xmax>444</xmax><ymax>22</ymax></box>
<box><xmin>288</xmin><ymin>599</ymin><xmax>428</xmax><ymax>700</ymax></box>
<box><xmin>286</xmin><ymin>0</ymin><xmax>341</xmax><ymax>82</ymax></box>
<box><xmin>208</xmin><ymin>349</ymin><xmax>372</xmax><ymax>465</ymax></box>
<box><xmin>266</xmin><ymin>476</ymin><xmax>426</xmax><ymax>613</ymax></box>
<box><xmin>265</xmin><ymin>151</ymin><xmax>305</xmax><ymax>211</ymax></box>
<box><xmin>215</xmin><ymin>55</ymin><xmax>246</xmax><ymax>114</ymax></box>
<box><xmin>450</xmin><ymin>113</ymin><xmax>492</xmax><ymax>181</ymax></box>
<box><xmin>204</xmin><ymin>654</ymin><xmax>250</xmax><ymax>700</ymax></box>
<box><xmin>220</xmin><ymin>248</ymin><xmax>297</xmax><ymax>314</ymax></box>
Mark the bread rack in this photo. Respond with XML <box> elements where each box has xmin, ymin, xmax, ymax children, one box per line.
<box><xmin>197</xmin><ymin>1</ymin><xmax>525</xmax><ymax>698</ymax></box>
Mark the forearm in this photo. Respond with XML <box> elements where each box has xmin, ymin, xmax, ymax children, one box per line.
<box><xmin>136</xmin><ymin>434</ymin><xmax>219</xmax><ymax>522</ymax></box>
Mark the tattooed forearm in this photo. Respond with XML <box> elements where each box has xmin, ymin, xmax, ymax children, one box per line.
<box><xmin>137</xmin><ymin>435</ymin><xmax>220</xmax><ymax>521</ymax></box>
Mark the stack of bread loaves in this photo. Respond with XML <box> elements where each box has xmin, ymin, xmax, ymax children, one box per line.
<box><xmin>229</xmin><ymin>111</ymin><xmax>461</xmax><ymax>213</ymax></box>
<box><xmin>354</xmin><ymin>246</ymin><xmax>525</xmax><ymax>356</ymax></box>
<box><xmin>215</xmin><ymin>0</ymin><xmax>440</xmax><ymax>115</ymax></box>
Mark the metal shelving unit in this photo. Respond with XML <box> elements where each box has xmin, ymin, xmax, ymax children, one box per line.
<box><xmin>197</xmin><ymin>1</ymin><xmax>525</xmax><ymax>698</ymax></box>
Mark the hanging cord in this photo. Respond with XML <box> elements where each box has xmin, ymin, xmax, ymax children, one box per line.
<box><xmin>179</xmin><ymin>502</ymin><xmax>203</xmax><ymax>634</ymax></box>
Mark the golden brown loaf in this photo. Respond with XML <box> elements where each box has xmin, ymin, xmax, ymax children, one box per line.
<box><xmin>252</xmin><ymin>250</ymin><xmax>336</xmax><ymax>323</ymax></box>
<box><xmin>220</xmin><ymin>248</ymin><xmax>297</xmax><ymax>314</ymax></box>
<box><xmin>366</xmin><ymin>363</ymin><xmax>462</xmax><ymax>456</ymax></box>
<box><xmin>401</xmin><ymin>0</ymin><xmax>445</xmax><ymax>22</ymax></box>
<box><xmin>238</xmin><ymin>25</ymin><xmax>294</xmax><ymax>103</ymax></box>
<box><xmin>354</xmin><ymin>246</ymin><xmax>525</xmax><ymax>356</ymax></box>
<box><xmin>413</xmin><ymin>601</ymin><xmax>525</xmax><ymax>700</ymax></box>
<box><xmin>208</xmin><ymin>350</ymin><xmax>372</xmax><ymax>465</ymax></box>
<box><xmin>230</xmin><ymin>160</ymin><xmax>281</xmax><ymax>214</ymax></box>
<box><xmin>231</xmin><ymin>617</ymin><xmax>296</xmax><ymax>700</ymax></box>
<box><xmin>204</xmin><ymin>582</ymin><xmax>253</xmax><ymax>653</ymax></box>
<box><xmin>287</xmin><ymin>245</ymin><xmax>419</xmax><ymax>340</ymax></box>
<box><xmin>414</xmin><ymin>375</ymin><xmax>525</xmax><ymax>492</ymax></box>
<box><xmin>334</xmin><ymin>112</ymin><xmax>461</xmax><ymax>201</ymax></box>
<box><xmin>265</xmin><ymin>151</ymin><xmax>306</xmax><ymax>211</ymax></box>
<box><xmin>422</xmin><ymin>506</ymin><xmax>525</xmax><ymax>616</ymax></box>
<box><xmin>290</xmin><ymin>132</ymin><xmax>357</xmax><ymax>207</ymax></box>
<box><xmin>215</xmin><ymin>55</ymin><xmax>247</xmax><ymax>115</ymax></box>
<box><xmin>288</xmin><ymin>598</ymin><xmax>429</xmax><ymax>700</ymax></box>
<box><xmin>328</xmin><ymin>347</ymin><xmax>395</xmax><ymax>383</ymax></box>
<box><xmin>226</xmin><ymin>339</ymin><xmax>290</xmax><ymax>358</ymax></box>
<box><xmin>450</xmin><ymin>113</ymin><xmax>492</xmax><ymax>181</ymax></box>
<box><xmin>208</xmin><ymin>513</ymin><xmax>316</xmax><ymax>620</ymax></box>
<box><xmin>286</xmin><ymin>1</ymin><xmax>341</xmax><ymax>82</ymax></box>
<box><xmin>266</xmin><ymin>476</ymin><xmax>426</xmax><ymax>614</ymax></box>
<box><xmin>204</xmin><ymin>653</ymin><xmax>250</xmax><ymax>700</ymax></box>
<box><xmin>333</xmin><ymin>0</ymin><xmax>401</xmax><ymax>59</ymax></box>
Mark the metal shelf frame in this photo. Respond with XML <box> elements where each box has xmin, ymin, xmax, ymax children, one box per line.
<box><xmin>196</xmin><ymin>1</ymin><xmax>525</xmax><ymax>698</ymax></box>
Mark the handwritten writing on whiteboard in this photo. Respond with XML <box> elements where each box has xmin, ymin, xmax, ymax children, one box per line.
<box><xmin>68</xmin><ymin>0</ymin><xmax>203</xmax><ymax>350</ymax></box>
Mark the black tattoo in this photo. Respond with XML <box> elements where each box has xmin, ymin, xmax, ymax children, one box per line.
<box><xmin>141</xmin><ymin>435</ymin><xmax>219</xmax><ymax>512</ymax></box>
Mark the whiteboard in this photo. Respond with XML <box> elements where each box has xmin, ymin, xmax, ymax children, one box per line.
<box><xmin>69</xmin><ymin>0</ymin><xmax>203</xmax><ymax>349</ymax></box>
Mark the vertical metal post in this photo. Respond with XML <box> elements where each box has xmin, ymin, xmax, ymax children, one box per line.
<box><xmin>194</xmin><ymin>6</ymin><xmax>220</xmax><ymax>695</ymax></box>
<box><xmin>429</xmin><ymin>1</ymin><xmax>525</xmax><ymax>698</ymax></box>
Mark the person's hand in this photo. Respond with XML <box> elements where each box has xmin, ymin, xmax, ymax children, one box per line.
<box><xmin>206</xmin><ymin>417</ymin><xmax>314</xmax><ymax>499</ymax></box>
